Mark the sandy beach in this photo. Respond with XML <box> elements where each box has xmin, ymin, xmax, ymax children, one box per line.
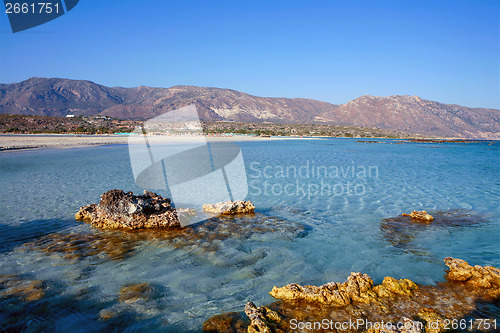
<box><xmin>0</xmin><ymin>134</ymin><xmax>310</xmax><ymax>151</ymax></box>
<box><xmin>0</xmin><ymin>135</ymin><xmax>129</xmax><ymax>151</ymax></box>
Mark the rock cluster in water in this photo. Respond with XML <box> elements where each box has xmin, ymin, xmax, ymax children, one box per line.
<box><xmin>203</xmin><ymin>258</ymin><xmax>500</xmax><ymax>333</ymax></box>
<box><xmin>203</xmin><ymin>200</ymin><xmax>255</xmax><ymax>215</ymax></box>
<box><xmin>401</xmin><ymin>210</ymin><xmax>433</xmax><ymax>221</ymax></box>
<box><xmin>76</xmin><ymin>189</ymin><xmax>180</xmax><ymax>229</ymax></box>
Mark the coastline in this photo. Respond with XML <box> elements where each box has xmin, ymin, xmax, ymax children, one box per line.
<box><xmin>1</xmin><ymin>134</ymin><xmax>493</xmax><ymax>152</ymax></box>
<box><xmin>0</xmin><ymin>134</ymin><xmax>129</xmax><ymax>151</ymax></box>
<box><xmin>0</xmin><ymin>134</ymin><xmax>317</xmax><ymax>152</ymax></box>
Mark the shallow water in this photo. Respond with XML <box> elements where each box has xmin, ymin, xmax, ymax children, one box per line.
<box><xmin>0</xmin><ymin>139</ymin><xmax>498</xmax><ymax>331</ymax></box>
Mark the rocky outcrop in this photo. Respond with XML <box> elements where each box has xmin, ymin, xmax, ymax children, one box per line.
<box><xmin>202</xmin><ymin>201</ymin><xmax>255</xmax><ymax>215</ymax></box>
<box><xmin>445</xmin><ymin>257</ymin><xmax>500</xmax><ymax>295</ymax></box>
<box><xmin>401</xmin><ymin>211</ymin><xmax>433</xmax><ymax>221</ymax></box>
<box><xmin>269</xmin><ymin>272</ymin><xmax>417</xmax><ymax>307</ymax></box>
<box><xmin>204</xmin><ymin>258</ymin><xmax>500</xmax><ymax>333</ymax></box>
<box><xmin>76</xmin><ymin>189</ymin><xmax>180</xmax><ymax>229</ymax></box>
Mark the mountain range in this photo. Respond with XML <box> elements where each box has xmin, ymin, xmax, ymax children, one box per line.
<box><xmin>0</xmin><ymin>77</ymin><xmax>498</xmax><ymax>139</ymax></box>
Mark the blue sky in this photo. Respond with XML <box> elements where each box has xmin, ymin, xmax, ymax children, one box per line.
<box><xmin>0</xmin><ymin>0</ymin><xmax>498</xmax><ymax>108</ymax></box>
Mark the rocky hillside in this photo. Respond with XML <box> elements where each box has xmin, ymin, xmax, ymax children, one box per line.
<box><xmin>0</xmin><ymin>77</ymin><xmax>498</xmax><ymax>139</ymax></box>
<box><xmin>319</xmin><ymin>95</ymin><xmax>499</xmax><ymax>139</ymax></box>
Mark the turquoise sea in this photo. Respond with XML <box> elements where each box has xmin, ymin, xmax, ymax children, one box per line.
<box><xmin>0</xmin><ymin>138</ymin><xmax>499</xmax><ymax>331</ymax></box>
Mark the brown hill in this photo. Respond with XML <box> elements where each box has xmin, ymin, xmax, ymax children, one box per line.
<box><xmin>319</xmin><ymin>95</ymin><xmax>499</xmax><ymax>139</ymax></box>
<box><xmin>0</xmin><ymin>77</ymin><xmax>498</xmax><ymax>139</ymax></box>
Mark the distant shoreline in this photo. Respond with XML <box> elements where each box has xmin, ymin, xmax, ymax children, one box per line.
<box><xmin>1</xmin><ymin>134</ymin><xmax>494</xmax><ymax>152</ymax></box>
<box><xmin>0</xmin><ymin>134</ymin><xmax>317</xmax><ymax>152</ymax></box>
<box><xmin>0</xmin><ymin>134</ymin><xmax>129</xmax><ymax>151</ymax></box>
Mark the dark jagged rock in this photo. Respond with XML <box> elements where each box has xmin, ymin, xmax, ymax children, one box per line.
<box><xmin>203</xmin><ymin>201</ymin><xmax>255</xmax><ymax>215</ymax></box>
<box><xmin>76</xmin><ymin>189</ymin><xmax>180</xmax><ymax>229</ymax></box>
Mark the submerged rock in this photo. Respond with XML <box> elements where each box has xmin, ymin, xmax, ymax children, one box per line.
<box><xmin>133</xmin><ymin>213</ymin><xmax>307</xmax><ymax>255</ymax></box>
<box><xmin>22</xmin><ymin>230</ymin><xmax>137</xmax><ymax>261</ymax></box>
<box><xmin>0</xmin><ymin>274</ymin><xmax>45</xmax><ymax>302</ymax></box>
<box><xmin>380</xmin><ymin>209</ymin><xmax>487</xmax><ymax>257</ymax></box>
<box><xmin>401</xmin><ymin>211</ymin><xmax>433</xmax><ymax>222</ymax></box>
<box><xmin>24</xmin><ymin>213</ymin><xmax>307</xmax><ymax>264</ymax></box>
<box><xmin>76</xmin><ymin>189</ymin><xmax>180</xmax><ymax>230</ymax></box>
<box><xmin>98</xmin><ymin>282</ymin><xmax>163</xmax><ymax>321</ymax></box>
<box><xmin>119</xmin><ymin>282</ymin><xmax>158</xmax><ymax>303</ymax></box>
<box><xmin>203</xmin><ymin>201</ymin><xmax>255</xmax><ymax>215</ymax></box>
<box><xmin>204</xmin><ymin>258</ymin><xmax>500</xmax><ymax>333</ymax></box>
<box><xmin>81</xmin><ymin>209</ymin><xmax>306</xmax><ymax>265</ymax></box>
<box><xmin>0</xmin><ymin>274</ymin><xmax>162</xmax><ymax>331</ymax></box>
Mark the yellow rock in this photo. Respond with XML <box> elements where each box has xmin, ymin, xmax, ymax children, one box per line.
<box><xmin>373</xmin><ymin>277</ymin><xmax>418</xmax><ymax>298</ymax></box>
<box><xmin>402</xmin><ymin>210</ymin><xmax>433</xmax><ymax>221</ymax></box>
<box><xmin>269</xmin><ymin>272</ymin><xmax>417</xmax><ymax>307</ymax></box>
<box><xmin>444</xmin><ymin>257</ymin><xmax>500</xmax><ymax>297</ymax></box>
